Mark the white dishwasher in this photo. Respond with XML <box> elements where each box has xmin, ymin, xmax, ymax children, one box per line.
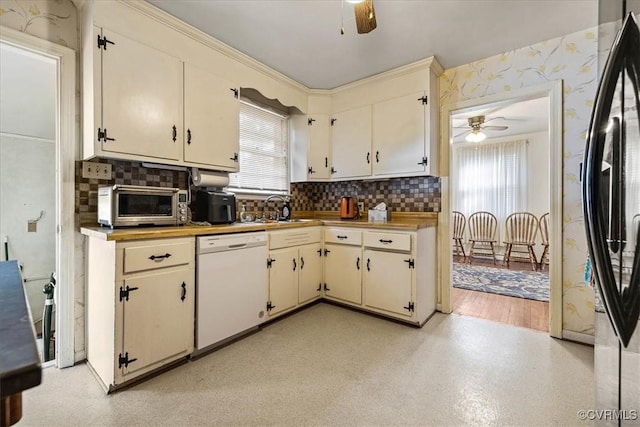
<box><xmin>196</xmin><ymin>231</ymin><xmax>267</xmax><ymax>352</ymax></box>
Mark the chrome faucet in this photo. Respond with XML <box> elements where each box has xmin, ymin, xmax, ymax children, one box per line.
<box><xmin>263</xmin><ymin>195</ymin><xmax>291</xmax><ymax>220</ymax></box>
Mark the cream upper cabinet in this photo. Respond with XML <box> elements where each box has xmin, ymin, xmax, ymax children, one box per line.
<box><xmin>331</xmin><ymin>105</ymin><xmax>372</xmax><ymax>179</ymax></box>
<box><xmin>290</xmin><ymin>114</ymin><xmax>332</xmax><ymax>182</ymax></box>
<box><xmin>307</xmin><ymin>115</ymin><xmax>332</xmax><ymax>180</ymax></box>
<box><xmin>184</xmin><ymin>63</ymin><xmax>239</xmax><ymax>171</ymax></box>
<box><xmin>372</xmin><ymin>91</ymin><xmax>429</xmax><ymax>176</ymax></box>
<box><xmin>97</xmin><ymin>26</ymin><xmax>183</xmax><ymax>161</ymax></box>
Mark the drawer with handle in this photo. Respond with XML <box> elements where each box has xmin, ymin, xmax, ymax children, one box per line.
<box><xmin>269</xmin><ymin>227</ymin><xmax>321</xmax><ymax>249</ymax></box>
<box><xmin>363</xmin><ymin>231</ymin><xmax>411</xmax><ymax>252</ymax></box>
<box><xmin>122</xmin><ymin>239</ymin><xmax>193</xmax><ymax>274</ymax></box>
<box><xmin>324</xmin><ymin>228</ymin><xmax>362</xmax><ymax>245</ymax></box>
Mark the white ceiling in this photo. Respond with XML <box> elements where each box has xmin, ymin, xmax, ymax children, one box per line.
<box><xmin>147</xmin><ymin>0</ymin><xmax>598</xmax><ymax>89</ymax></box>
<box><xmin>451</xmin><ymin>97</ymin><xmax>549</xmax><ymax>143</ymax></box>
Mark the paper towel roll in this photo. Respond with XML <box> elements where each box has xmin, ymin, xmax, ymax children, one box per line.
<box><xmin>192</xmin><ymin>168</ymin><xmax>230</xmax><ymax>187</ymax></box>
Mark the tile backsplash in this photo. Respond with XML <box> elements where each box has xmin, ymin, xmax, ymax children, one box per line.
<box><xmin>75</xmin><ymin>159</ymin><xmax>441</xmax><ymax>223</ymax></box>
<box><xmin>75</xmin><ymin>159</ymin><xmax>187</xmax><ymax>221</ymax></box>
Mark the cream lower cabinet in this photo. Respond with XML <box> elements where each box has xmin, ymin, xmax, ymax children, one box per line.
<box><xmin>323</xmin><ymin>228</ymin><xmax>363</xmax><ymax>305</ymax></box>
<box><xmin>363</xmin><ymin>239</ymin><xmax>414</xmax><ymax>319</ymax></box>
<box><xmin>361</xmin><ymin>229</ymin><xmax>437</xmax><ymax>324</ymax></box>
<box><xmin>85</xmin><ymin>236</ymin><xmax>195</xmax><ymax>392</ymax></box>
<box><xmin>267</xmin><ymin>228</ymin><xmax>322</xmax><ymax>318</ymax></box>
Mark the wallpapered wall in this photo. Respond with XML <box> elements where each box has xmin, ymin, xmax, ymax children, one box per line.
<box><xmin>0</xmin><ymin>0</ymin><xmax>77</xmax><ymax>49</ymax></box>
<box><xmin>440</xmin><ymin>26</ymin><xmax>608</xmax><ymax>335</ymax></box>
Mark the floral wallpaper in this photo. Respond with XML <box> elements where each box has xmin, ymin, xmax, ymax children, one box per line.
<box><xmin>0</xmin><ymin>0</ymin><xmax>76</xmax><ymax>49</ymax></box>
<box><xmin>440</xmin><ymin>24</ymin><xmax>617</xmax><ymax>335</ymax></box>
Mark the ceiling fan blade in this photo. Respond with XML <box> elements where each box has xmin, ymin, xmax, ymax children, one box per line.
<box><xmin>453</xmin><ymin>129</ymin><xmax>471</xmax><ymax>138</ymax></box>
<box><xmin>483</xmin><ymin>116</ymin><xmax>505</xmax><ymax>123</ymax></box>
<box><xmin>354</xmin><ymin>0</ymin><xmax>377</xmax><ymax>34</ymax></box>
<box><xmin>482</xmin><ymin>125</ymin><xmax>509</xmax><ymax>131</ymax></box>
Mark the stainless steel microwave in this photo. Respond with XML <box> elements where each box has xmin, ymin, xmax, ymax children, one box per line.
<box><xmin>98</xmin><ymin>185</ymin><xmax>188</xmax><ymax>228</ymax></box>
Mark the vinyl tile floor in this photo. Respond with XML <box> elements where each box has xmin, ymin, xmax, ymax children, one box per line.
<box><xmin>19</xmin><ymin>303</ymin><xmax>594</xmax><ymax>426</ymax></box>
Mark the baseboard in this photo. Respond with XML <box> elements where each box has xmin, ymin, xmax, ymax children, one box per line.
<box><xmin>562</xmin><ymin>329</ymin><xmax>595</xmax><ymax>346</ymax></box>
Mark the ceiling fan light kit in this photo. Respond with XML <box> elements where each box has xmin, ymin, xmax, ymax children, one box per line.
<box><xmin>466</xmin><ymin>131</ymin><xmax>487</xmax><ymax>143</ymax></box>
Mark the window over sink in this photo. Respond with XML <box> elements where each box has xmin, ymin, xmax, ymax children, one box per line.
<box><xmin>227</xmin><ymin>100</ymin><xmax>289</xmax><ymax>196</ymax></box>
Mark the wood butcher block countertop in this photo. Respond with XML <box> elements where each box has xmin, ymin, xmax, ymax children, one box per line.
<box><xmin>81</xmin><ymin>212</ymin><xmax>438</xmax><ymax>241</ymax></box>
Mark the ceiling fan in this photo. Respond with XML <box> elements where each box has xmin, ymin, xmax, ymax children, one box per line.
<box><xmin>454</xmin><ymin>115</ymin><xmax>509</xmax><ymax>142</ymax></box>
<box><xmin>341</xmin><ymin>0</ymin><xmax>377</xmax><ymax>35</ymax></box>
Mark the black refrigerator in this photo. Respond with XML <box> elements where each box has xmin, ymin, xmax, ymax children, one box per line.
<box><xmin>583</xmin><ymin>1</ymin><xmax>640</xmax><ymax>426</ymax></box>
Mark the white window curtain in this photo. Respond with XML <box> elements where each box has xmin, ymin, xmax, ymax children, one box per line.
<box><xmin>452</xmin><ymin>139</ymin><xmax>529</xmax><ymax>242</ymax></box>
<box><xmin>227</xmin><ymin>100</ymin><xmax>289</xmax><ymax>195</ymax></box>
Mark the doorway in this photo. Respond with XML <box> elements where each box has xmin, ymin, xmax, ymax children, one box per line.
<box><xmin>439</xmin><ymin>81</ymin><xmax>563</xmax><ymax>338</ymax></box>
<box><xmin>0</xmin><ymin>27</ymin><xmax>76</xmax><ymax>367</ymax></box>
<box><xmin>450</xmin><ymin>96</ymin><xmax>550</xmax><ymax>331</ymax></box>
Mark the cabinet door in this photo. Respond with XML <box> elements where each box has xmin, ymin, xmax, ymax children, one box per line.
<box><xmin>363</xmin><ymin>249</ymin><xmax>413</xmax><ymax>317</ymax></box>
<box><xmin>307</xmin><ymin>115</ymin><xmax>331</xmax><ymax>180</ymax></box>
<box><xmin>331</xmin><ymin>105</ymin><xmax>372</xmax><ymax>179</ymax></box>
<box><xmin>372</xmin><ymin>91</ymin><xmax>426</xmax><ymax>176</ymax></box>
<box><xmin>120</xmin><ymin>268</ymin><xmax>193</xmax><ymax>376</ymax></box>
<box><xmin>268</xmin><ymin>247</ymin><xmax>299</xmax><ymax>316</ymax></box>
<box><xmin>184</xmin><ymin>63</ymin><xmax>239</xmax><ymax>171</ymax></box>
<box><xmin>324</xmin><ymin>244</ymin><xmax>362</xmax><ymax>304</ymax></box>
<box><xmin>298</xmin><ymin>244</ymin><xmax>323</xmax><ymax>304</ymax></box>
<box><xmin>99</xmin><ymin>27</ymin><xmax>182</xmax><ymax>161</ymax></box>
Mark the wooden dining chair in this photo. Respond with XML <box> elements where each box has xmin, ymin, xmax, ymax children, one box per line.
<box><xmin>539</xmin><ymin>212</ymin><xmax>550</xmax><ymax>271</ymax></box>
<box><xmin>503</xmin><ymin>212</ymin><xmax>539</xmax><ymax>271</ymax></box>
<box><xmin>452</xmin><ymin>211</ymin><xmax>467</xmax><ymax>259</ymax></box>
<box><xmin>467</xmin><ymin>211</ymin><xmax>498</xmax><ymax>265</ymax></box>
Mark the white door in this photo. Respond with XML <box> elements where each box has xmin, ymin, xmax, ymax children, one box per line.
<box><xmin>324</xmin><ymin>244</ymin><xmax>362</xmax><ymax>304</ymax></box>
<box><xmin>184</xmin><ymin>63</ymin><xmax>239</xmax><ymax>170</ymax></box>
<box><xmin>298</xmin><ymin>244</ymin><xmax>322</xmax><ymax>304</ymax></box>
<box><xmin>100</xmin><ymin>27</ymin><xmax>183</xmax><ymax>160</ymax></box>
<box><xmin>307</xmin><ymin>115</ymin><xmax>331</xmax><ymax>180</ymax></box>
<box><xmin>268</xmin><ymin>247</ymin><xmax>299</xmax><ymax>316</ymax></box>
<box><xmin>331</xmin><ymin>105</ymin><xmax>372</xmax><ymax>179</ymax></box>
<box><xmin>121</xmin><ymin>268</ymin><xmax>193</xmax><ymax>376</ymax></box>
<box><xmin>372</xmin><ymin>91</ymin><xmax>426</xmax><ymax>175</ymax></box>
<box><xmin>363</xmin><ymin>249</ymin><xmax>413</xmax><ymax>317</ymax></box>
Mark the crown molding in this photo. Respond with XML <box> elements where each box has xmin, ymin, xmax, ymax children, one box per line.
<box><xmin>119</xmin><ymin>0</ymin><xmax>310</xmax><ymax>94</ymax></box>
<box><xmin>328</xmin><ymin>56</ymin><xmax>443</xmax><ymax>95</ymax></box>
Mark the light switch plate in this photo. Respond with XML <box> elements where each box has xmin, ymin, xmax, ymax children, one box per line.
<box><xmin>27</xmin><ymin>221</ymin><xmax>37</xmax><ymax>232</ymax></box>
<box><xmin>82</xmin><ymin>161</ymin><xmax>112</xmax><ymax>180</ymax></box>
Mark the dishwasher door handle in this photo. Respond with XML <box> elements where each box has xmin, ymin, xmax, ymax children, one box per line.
<box><xmin>228</xmin><ymin>243</ymin><xmax>247</xmax><ymax>249</ymax></box>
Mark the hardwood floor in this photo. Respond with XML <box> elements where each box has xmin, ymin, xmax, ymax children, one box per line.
<box><xmin>451</xmin><ymin>258</ymin><xmax>550</xmax><ymax>332</ymax></box>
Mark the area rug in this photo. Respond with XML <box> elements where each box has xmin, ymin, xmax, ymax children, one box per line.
<box><xmin>453</xmin><ymin>263</ymin><xmax>549</xmax><ymax>302</ymax></box>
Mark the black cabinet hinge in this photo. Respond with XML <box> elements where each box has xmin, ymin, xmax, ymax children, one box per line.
<box><xmin>230</xmin><ymin>88</ymin><xmax>239</xmax><ymax>98</ymax></box>
<box><xmin>331</xmin><ymin>166</ymin><xmax>337</xmax><ymax>174</ymax></box>
<box><xmin>316</xmin><ymin>283</ymin><xmax>322</xmax><ymax>292</ymax></box>
<box><xmin>118</xmin><ymin>352</ymin><xmax>137</xmax><ymax>369</ymax></box>
<box><xmin>308</xmin><ymin>166</ymin><xmax>316</xmax><ymax>175</ymax></box>
<box><xmin>266</xmin><ymin>301</ymin><xmax>276</xmax><ymax>312</ymax></box>
<box><xmin>97</xmin><ymin>35</ymin><xmax>114</xmax><ymax>50</ymax></box>
<box><xmin>404</xmin><ymin>259</ymin><xmax>415</xmax><ymax>269</ymax></box>
<box><xmin>417</xmin><ymin>157</ymin><xmax>428</xmax><ymax>167</ymax></box>
<box><xmin>418</xmin><ymin>95</ymin><xmax>428</xmax><ymax>105</ymax></box>
<box><xmin>403</xmin><ymin>302</ymin><xmax>415</xmax><ymax>312</ymax></box>
<box><xmin>267</xmin><ymin>258</ymin><xmax>275</xmax><ymax>268</ymax></box>
<box><xmin>308</xmin><ymin>118</ymin><xmax>316</xmax><ymax>126</ymax></box>
<box><xmin>97</xmin><ymin>128</ymin><xmax>115</xmax><ymax>143</ymax></box>
<box><xmin>323</xmin><ymin>248</ymin><xmax>331</xmax><ymax>256</ymax></box>
<box><xmin>331</xmin><ymin>118</ymin><xmax>337</xmax><ymax>126</ymax></box>
<box><xmin>230</xmin><ymin>152</ymin><xmax>239</xmax><ymax>162</ymax></box>
<box><xmin>119</xmin><ymin>285</ymin><xmax>139</xmax><ymax>302</ymax></box>
<box><xmin>317</xmin><ymin>249</ymin><xmax>322</xmax><ymax>256</ymax></box>
<box><xmin>323</xmin><ymin>283</ymin><xmax>330</xmax><ymax>291</ymax></box>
